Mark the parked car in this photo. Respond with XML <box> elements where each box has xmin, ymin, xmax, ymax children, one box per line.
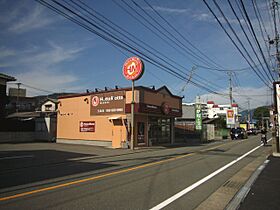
<box><xmin>247</xmin><ymin>128</ymin><xmax>258</xmax><ymax>135</ymax></box>
<box><xmin>230</xmin><ymin>127</ymin><xmax>248</xmax><ymax>140</ymax></box>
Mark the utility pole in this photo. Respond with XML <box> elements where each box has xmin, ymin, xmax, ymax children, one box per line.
<box><xmin>16</xmin><ymin>83</ymin><xmax>21</xmax><ymax>113</ymax></box>
<box><xmin>271</xmin><ymin>0</ymin><xmax>280</xmax><ymax>156</ymax></box>
<box><xmin>178</xmin><ymin>66</ymin><xmax>196</xmax><ymax>96</ymax></box>
<box><xmin>247</xmin><ymin>97</ymin><xmax>251</xmax><ymax>128</ymax></box>
<box><xmin>272</xmin><ymin>0</ymin><xmax>280</xmax><ymax>76</ymax></box>
<box><xmin>228</xmin><ymin>72</ymin><xmax>233</xmax><ymax>105</ymax></box>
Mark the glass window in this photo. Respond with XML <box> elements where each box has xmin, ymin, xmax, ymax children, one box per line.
<box><xmin>148</xmin><ymin>117</ymin><xmax>171</xmax><ymax>145</ymax></box>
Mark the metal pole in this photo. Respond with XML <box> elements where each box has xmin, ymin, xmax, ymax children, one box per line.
<box><xmin>271</xmin><ymin>0</ymin><xmax>280</xmax><ymax>156</ymax></box>
<box><xmin>16</xmin><ymin>83</ymin><xmax>21</xmax><ymax>113</ymax></box>
<box><xmin>131</xmin><ymin>80</ymin><xmax>135</xmax><ymax>150</ymax></box>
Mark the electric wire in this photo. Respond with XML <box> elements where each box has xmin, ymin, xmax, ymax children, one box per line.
<box><xmin>226</xmin><ymin>0</ymin><xmax>274</xmax><ymax>82</ymax></box>
<box><xmin>68</xmin><ymin>0</ymin><xmax>224</xmax><ymax>91</ymax></box>
<box><xmin>36</xmin><ymin>0</ymin><xmax>225</xmax><ymax>96</ymax></box>
<box><xmin>72</xmin><ymin>0</ymin><xmax>223</xmax><ymax>90</ymax></box>
<box><xmin>266</xmin><ymin>0</ymin><xmax>275</xmax><ymax>36</ymax></box>
<box><xmin>130</xmin><ymin>0</ymin><xmax>219</xmax><ymax>69</ymax></box>
<box><xmin>142</xmin><ymin>0</ymin><xmax>225</xmax><ymax>70</ymax></box>
<box><xmin>239</xmin><ymin>0</ymin><xmax>275</xmax><ymax>82</ymax></box>
<box><xmin>202</xmin><ymin>0</ymin><xmax>272</xmax><ymax>88</ymax></box>
<box><xmin>113</xmin><ymin>0</ymin><xmax>220</xmax><ymax>69</ymax></box>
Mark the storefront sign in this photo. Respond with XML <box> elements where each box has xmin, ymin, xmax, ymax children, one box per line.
<box><xmin>123</xmin><ymin>57</ymin><xmax>144</xmax><ymax>81</ymax></box>
<box><xmin>195</xmin><ymin>103</ymin><xmax>202</xmax><ymax>130</ymax></box>
<box><xmin>91</xmin><ymin>91</ymin><xmax>125</xmax><ymax>115</ymax></box>
<box><xmin>161</xmin><ymin>103</ymin><xmax>170</xmax><ymax>115</ymax></box>
<box><xmin>80</xmin><ymin>121</ymin><xmax>95</xmax><ymax>132</ymax></box>
<box><xmin>226</xmin><ymin>109</ymin><xmax>235</xmax><ymax>125</ymax></box>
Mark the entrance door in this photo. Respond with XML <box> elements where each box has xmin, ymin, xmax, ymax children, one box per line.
<box><xmin>112</xmin><ymin>119</ymin><xmax>123</xmax><ymax>148</ymax></box>
<box><xmin>148</xmin><ymin>117</ymin><xmax>171</xmax><ymax>145</ymax></box>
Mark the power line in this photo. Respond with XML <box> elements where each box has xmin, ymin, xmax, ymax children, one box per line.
<box><xmin>113</xmin><ymin>0</ymin><xmax>221</xmax><ymax>69</ymax></box>
<box><xmin>72</xmin><ymin>0</ymin><xmax>223</xmax><ymax>90</ymax></box>
<box><xmin>202</xmin><ymin>0</ymin><xmax>272</xmax><ymax>88</ymax></box>
<box><xmin>130</xmin><ymin>0</ymin><xmax>221</xmax><ymax>69</ymax></box>
<box><xmin>216</xmin><ymin>0</ymin><xmax>274</xmax><ymax>83</ymax></box>
<box><xmin>227</xmin><ymin>0</ymin><xmax>275</xmax><ymax>83</ymax></box>
<box><xmin>142</xmin><ymin>0</ymin><xmax>225</xmax><ymax>69</ymax></box>
<box><xmin>36</xmin><ymin>0</ymin><xmax>226</xmax><ymax>96</ymax></box>
<box><xmin>266</xmin><ymin>0</ymin><xmax>275</xmax><ymax>36</ymax></box>
<box><xmin>239</xmin><ymin>0</ymin><xmax>275</xmax><ymax>82</ymax></box>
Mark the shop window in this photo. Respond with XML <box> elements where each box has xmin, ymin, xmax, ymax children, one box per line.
<box><xmin>148</xmin><ymin>117</ymin><xmax>171</xmax><ymax>145</ymax></box>
<box><xmin>137</xmin><ymin>122</ymin><xmax>145</xmax><ymax>144</ymax></box>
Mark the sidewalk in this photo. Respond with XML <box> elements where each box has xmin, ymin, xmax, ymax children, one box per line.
<box><xmin>238</xmin><ymin>155</ymin><xmax>280</xmax><ymax>210</ymax></box>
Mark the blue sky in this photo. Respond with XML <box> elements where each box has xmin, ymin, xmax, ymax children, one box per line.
<box><xmin>0</xmin><ymin>0</ymin><xmax>277</xmax><ymax>109</ymax></box>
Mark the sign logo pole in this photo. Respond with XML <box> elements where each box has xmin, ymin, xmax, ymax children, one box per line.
<box><xmin>123</xmin><ymin>57</ymin><xmax>144</xmax><ymax>150</ymax></box>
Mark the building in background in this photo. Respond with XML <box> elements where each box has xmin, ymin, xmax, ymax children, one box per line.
<box><xmin>41</xmin><ymin>98</ymin><xmax>59</xmax><ymax>112</ymax></box>
<box><xmin>8</xmin><ymin>87</ymin><xmax>26</xmax><ymax>97</ymax></box>
<box><xmin>0</xmin><ymin>73</ymin><xmax>16</xmax><ymax>118</ymax></box>
<box><xmin>207</xmin><ymin>101</ymin><xmax>239</xmax><ymax>119</ymax></box>
<box><xmin>57</xmin><ymin>86</ymin><xmax>182</xmax><ymax>148</ymax></box>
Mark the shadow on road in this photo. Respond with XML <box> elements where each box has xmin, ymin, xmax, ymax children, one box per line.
<box><xmin>0</xmin><ymin>150</ymin><xmax>117</xmax><ymax>190</ymax></box>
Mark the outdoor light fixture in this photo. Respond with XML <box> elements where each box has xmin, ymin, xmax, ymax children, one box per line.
<box><xmin>84</xmin><ymin>98</ymin><xmax>89</xmax><ymax>104</ymax></box>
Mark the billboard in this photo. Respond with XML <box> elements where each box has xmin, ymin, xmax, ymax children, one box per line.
<box><xmin>90</xmin><ymin>91</ymin><xmax>126</xmax><ymax>115</ymax></box>
<box><xmin>226</xmin><ymin>109</ymin><xmax>235</xmax><ymax>125</ymax></box>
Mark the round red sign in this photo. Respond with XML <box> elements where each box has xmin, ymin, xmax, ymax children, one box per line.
<box><xmin>92</xmin><ymin>96</ymin><xmax>99</xmax><ymax>107</ymax></box>
<box><xmin>123</xmin><ymin>57</ymin><xmax>144</xmax><ymax>81</ymax></box>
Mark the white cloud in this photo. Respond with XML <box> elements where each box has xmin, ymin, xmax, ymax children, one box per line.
<box><xmin>21</xmin><ymin>43</ymin><xmax>86</xmax><ymax>67</ymax></box>
<box><xmin>2</xmin><ymin>42</ymin><xmax>86</xmax><ymax>69</ymax></box>
<box><xmin>192</xmin><ymin>12</ymin><xmax>245</xmax><ymax>25</ymax></box>
<box><xmin>8</xmin><ymin>4</ymin><xmax>54</xmax><ymax>33</ymax></box>
<box><xmin>0</xmin><ymin>48</ymin><xmax>16</xmax><ymax>58</ymax></box>
<box><xmin>147</xmin><ymin>6</ymin><xmax>189</xmax><ymax>14</ymax></box>
<box><xmin>199</xmin><ymin>86</ymin><xmax>272</xmax><ymax>110</ymax></box>
<box><xmin>3</xmin><ymin>42</ymin><xmax>88</xmax><ymax>96</ymax></box>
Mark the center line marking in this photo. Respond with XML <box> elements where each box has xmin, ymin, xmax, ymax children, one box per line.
<box><xmin>149</xmin><ymin>139</ymin><xmax>271</xmax><ymax>210</ymax></box>
<box><xmin>0</xmin><ymin>141</ymin><xmax>234</xmax><ymax>202</ymax></box>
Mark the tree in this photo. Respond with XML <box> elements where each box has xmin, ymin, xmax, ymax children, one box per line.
<box><xmin>253</xmin><ymin>106</ymin><xmax>269</xmax><ymax>119</ymax></box>
<box><xmin>253</xmin><ymin>106</ymin><xmax>270</xmax><ymax>128</ymax></box>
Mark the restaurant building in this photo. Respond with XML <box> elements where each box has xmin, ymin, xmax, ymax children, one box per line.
<box><xmin>57</xmin><ymin>86</ymin><xmax>182</xmax><ymax>148</ymax></box>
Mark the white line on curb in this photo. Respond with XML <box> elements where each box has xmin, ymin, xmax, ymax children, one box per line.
<box><xmin>150</xmin><ymin>138</ymin><xmax>272</xmax><ymax>210</ymax></box>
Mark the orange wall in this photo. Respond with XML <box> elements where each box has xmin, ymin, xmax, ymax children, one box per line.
<box><xmin>57</xmin><ymin>88</ymin><xmax>181</xmax><ymax>148</ymax></box>
<box><xmin>125</xmin><ymin>90</ymin><xmax>140</xmax><ymax>103</ymax></box>
<box><xmin>125</xmin><ymin>89</ymin><xmax>181</xmax><ymax>109</ymax></box>
<box><xmin>57</xmin><ymin>95</ymin><xmax>126</xmax><ymax>147</ymax></box>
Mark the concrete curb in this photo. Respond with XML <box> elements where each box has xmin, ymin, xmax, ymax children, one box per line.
<box><xmin>225</xmin><ymin>159</ymin><xmax>270</xmax><ymax>210</ymax></box>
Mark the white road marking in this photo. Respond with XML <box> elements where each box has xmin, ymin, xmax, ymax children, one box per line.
<box><xmin>0</xmin><ymin>155</ymin><xmax>34</xmax><ymax>160</ymax></box>
<box><xmin>150</xmin><ymin>138</ymin><xmax>272</xmax><ymax>210</ymax></box>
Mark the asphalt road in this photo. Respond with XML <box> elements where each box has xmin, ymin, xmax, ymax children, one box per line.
<box><xmin>0</xmin><ymin>135</ymin><xmax>272</xmax><ymax>210</ymax></box>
